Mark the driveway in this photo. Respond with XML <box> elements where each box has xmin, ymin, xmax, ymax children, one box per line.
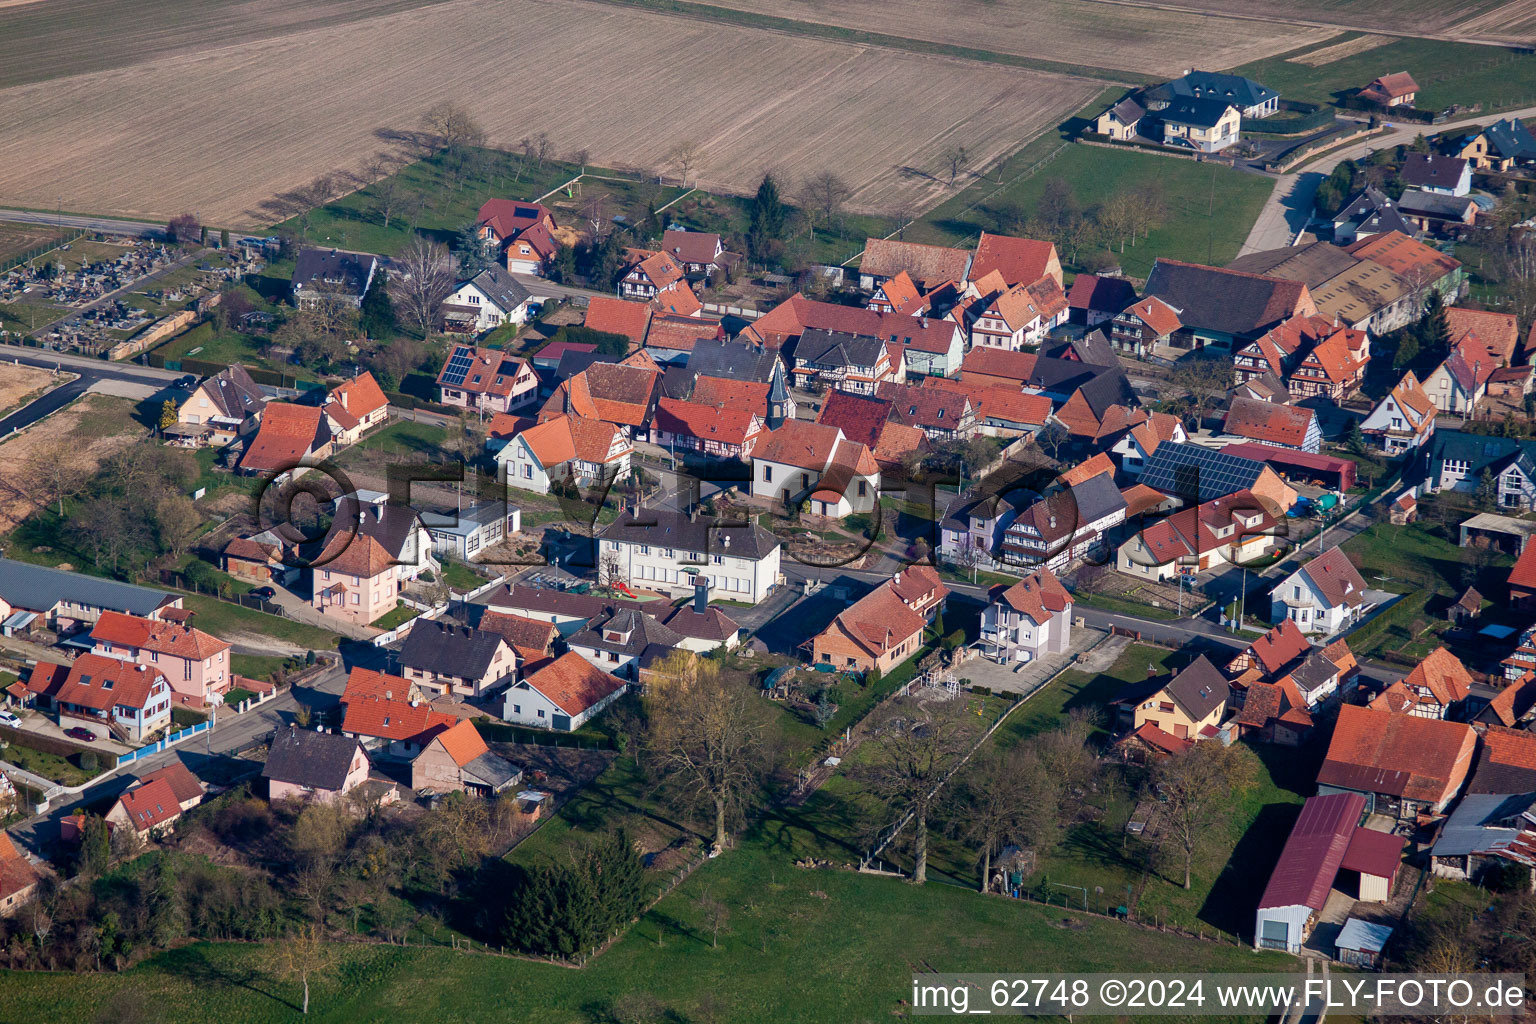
<box><xmin>1239</xmin><ymin>103</ymin><xmax>1536</xmax><ymax>256</ymax></box>
<box><xmin>957</xmin><ymin>627</ymin><xmax>1110</xmax><ymax>696</ymax></box>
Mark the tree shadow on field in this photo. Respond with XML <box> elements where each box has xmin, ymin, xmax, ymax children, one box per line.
<box><xmin>155</xmin><ymin>944</ymin><xmax>299</xmax><ymax>1012</ymax></box>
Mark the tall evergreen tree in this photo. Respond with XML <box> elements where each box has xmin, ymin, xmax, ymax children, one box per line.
<box><xmin>747</xmin><ymin>172</ymin><xmax>788</xmax><ymax>261</ymax></box>
<box><xmin>453</xmin><ymin>222</ymin><xmax>493</xmax><ymax>278</ymax></box>
<box><xmin>359</xmin><ymin>268</ymin><xmax>397</xmax><ymax>338</ymax></box>
<box><xmin>1417</xmin><ymin>291</ymin><xmax>1450</xmax><ymax>363</ymax></box>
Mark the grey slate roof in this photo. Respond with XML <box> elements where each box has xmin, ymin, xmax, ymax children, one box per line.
<box><xmin>1165</xmin><ymin>655</ymin><xmax>1228</xmax><ymax>721</ymax></box>
<box><xmin>1161</xmin><ymin>96</ymin><xmax>1235</xmax><ymax>129</ymax></box>
<box><xmin>1139</xmin><ymin>442</ymin><xmax>1270</xmax><ymax>503</ymax></box>
<box><xmin>794</xmin><ymin>328</ymin><xmax>887</xmax><ymax>370</ymax></box>
<box><xmin>568</xmin><ymin>609</ymin><xmax>685</xmax><ymax>658</ymax></box>
<box><xmin>1400</xmin><ymin>154</ymin><xmax>1468</xmax><ymax>191</ymax></box>
<box><xmin>0</xmin><ymin>559</ymin><xmax>177</xmax><ymax>618</ymax></box>
<box><xmin>1070</xmin><ymin>472</ymin><xmax>1128</xmax><ymax>524</ymax></box>
<box><xmin>1332</xmin><ymin>188</ymin><xmax>1419</xmax><ymax>239</ymax></box>
<box><xmin>463</xmin><ymin>264</ymin><xmax>531</xmax><ymax>313</ymax></box>
<box><xmin>262</xmin><ymin>727</ymin><xmax>366</xmax><ymax>791</ymax></box>
<box><xmin>397</xmin><ymin>620</ymin><xmax>508</xmax><ymax>679</ymax></box>
<box><xmin>1431</xmin><ymin>792</ymin><xmax>1536</xmax><ymax>858</ymax></box>
<box><xmin>292</xmin><ymin>247</ymin><xmax>378</xmax><ymax>301</ymax></box>
<box><xmin>488</xmin><ymin>584</ymin><xmax>645</xmax><ymax>620</ymax></box>
<box><xmin>463</xmin><ymin>751</ymin><xmax>522</xmax><ymax>791</ymax></box>
<box><xmin>686</xmin><ymin>338</ymin><xmax>781</xmax><ymax>383</ymax></box>
<box><xmin>1143</xmin><ymin>259</ymin><xmax>1306</xmax><ymax>339</ymax></box>
<box><xmin>601</xmin><ymin>507</ymin><xmax>781</xmax><ymax>561</ymax></box>
<box><xmin>1026</xmin><ymin>356</ymin><xmax>1099</xmax><ymax>398</ymax></box>
<box><xmin>1075</xmin><ymin>367</ymin><xmax>1136</xmax><ymax>420</ymax></box>
<box><xmin>1397</xmin><ymin>189</ymin><xmax>1476</xmax><ymax>220</ymax></box>
<box><xmin>1289</xmin><ymin>648</ymin><xmax>1341</xmax><ymax>699</ymax></box>
<box><xmin>1485</xmin><ymin>118</ymin><xmax>1536</xmax><ymax>160</ymax></box>
<box><xmin>196</xmin><ymin>365</ymin><xmax>268</xmax><ymax>421</ymax></box>
<box><xmin>1427</xmin><ymin>430</ymin><xmax>1536</xmax><ymax>483</ymax></box>
<box><xmin>1167</xmin><ymin>71</ymin><xmax>1276</xmax><ymax>110</ymax></box>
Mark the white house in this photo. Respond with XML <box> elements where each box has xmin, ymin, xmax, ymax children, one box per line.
<box><xmin>1360</xmin><ymin>371</ymin><xmax>1436</xmax><ymax>456</ymax></box>
<box><xmin>424</xmin><ymin>501</ymin><xmax>523</xmax><ymax>562</ymax></box>
<box><xmin>564</xmin><ymin>609</ymin><xmax>683</xmax><ymax>681</ymax></box>
<box><xmin>599</xmin><ymin>507</ymin><xmax>783</xmax><ymax>605</ymax></box>
<box><xmin>1110</xmin><ymin>413</ymin><xmax>1187</xmax><ymax>478</ymax></box>
<box><xmin>978</xmin><ymin>568</ymin><xmax>1073</xmax><ymax>664</ymax></box>
<box><xmin>1422</xmin><ymin>337</ymin><xmax>1497</xmax><ymax>415</ymax></box>
<box><xmin>750</xmin><ymin>420</ymin><xmax>880</xmax><ymax>519</ymax></box>
<box><xmin>965</xmin><ymin>271</ymin><xmax>1069</xmax><ymax>350</ymax></box>
<box><xmin>500</xmin><ymin>652</ymin><xmax>627</xmax><ymax>732</ymax></box>
<box><xmin>494</xmin><ymin>415</ymin><xmax>632</xmax><ymax>496</ymax></box>
<box><xmin>1270</xmin><ymin>547</ymin><xmax>1369</xmax><ymax>636</ymax></box>
<box><xmin>440</xmin><ymin>265</ymin><xmax>534</xmax><ymax>334</ymax></box>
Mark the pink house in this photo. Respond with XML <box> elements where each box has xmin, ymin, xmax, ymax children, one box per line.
<box><xmin>89</xmin><ymin>610</ymin><xmax>232</xmax><ymax>706</ymax></box>
<box><xmin>262</xmin><ymin>726</ymin><xmax>371</xmax><ymax>804</ymax></box>
<box><xmin>311</xmin><ymin>533</ymin><xmax>400</xmax><ymax>627</ymax></box>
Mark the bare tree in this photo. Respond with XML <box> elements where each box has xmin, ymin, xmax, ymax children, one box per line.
<box><xmin>862</xmin><ymin>698</ymin><xmax>969</xmax><ymax>883</ymax></box>
<box><xmin>1498</xmin><ymin>232</ymin><xmax>1536</xmax><ymax>333</ymax></box>
<box><xmin>955</xmin><ymin>745</ymin><xmax>1035</xmax><ymax>891</ymax></box>
<box><xmin>534</xmin><ymin>132</ymin><xmax>552</xmax><ymax>168</ymax></box>
<box><xmin>26</xmin><ymin>434</ymin><xmax>87</xmax><ymax>516</ymax></box>
<box><xmin>361</xmin><ymin>152</ymin><xmax>404</xmax><ymax>229</ymax></box>
<box><xmin>419</xmin><ymin>102</ymin><xmax>485</xmax><ymax>155</ymax></box>
<box><xmin>693</xmin><ymin>886</ymin><xmax>731</xmax><ymax>948</ymax></box>
<box><xmin>265</xmin><ymin>923</ymin><xmax>335</xmax><ymax>1015</ymax></box>
<box><xmin>799</xmin><ymin>172</ymin><xmax>852</xmax><ymax>244</ymax></box>
<box><xmin>643</xmin><ymin>649</ymin><xmax>773</xmax><ymax>854</ymax></box>
<box><xmin>166</xmin><ymin>213</ymin><xmax>201</xmax><ymax>247</ymax></box>
<box><xmin>1098</xmin><ymin>192</ymin><xmax>1137</xmax><ymax>253</ymax></box>
<box><xmin>1169</xmin><ymin>353</ymin><xmax>1235</xmax><ymax>430</ymax></box>
<box><xmin>942</xmin><ymin>145</ymin><xmax>969</xmax><ymax>187</ymax></box>
<box><xmin>598</xmin><ymin>548</ymin><xmax>626</xmax><ymax>589</ymax></box>
<box><xmin>391</xmin><ymin>237</ymin><xmax>454</xmax><ymax>336</ymax></box>
<box><xmin>1152</xmin><ymin>741</ymin><xmax>1255</xmax><ymax>890</ymax></box>
<box><xmin>667</xmin><ymin>140</ymin><xmax>705</xmax><ymax>186</ymax></box>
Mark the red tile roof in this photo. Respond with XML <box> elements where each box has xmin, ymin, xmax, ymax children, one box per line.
<box><xmin>0</xmin><ymin>831</ymin><xmax>39</xmax><ymax>905</ymax></box>
<box><xmin>923</xmin><ymin>377</ymin><xmax>1050</xmax><ymax>428</ymax></box>
<box><xmin>92</xmin><ymin>610</ymin><xmax>229</xmax><ymax>661</ymax></box>
<box><xmin>138</xmin><ymin>760</ymin><xmax>203</xmax><ymax>806</ymax></box>
<box><xmin>584</xmin><ymin>296</ymin><xmax>651</xmax><ymax>346</ymax></box>
<box><xmin>754</xmin><ymin>419</ymin><xmax>843</xmax><ymax>470</ymax></box>
<box><xmin>817</xmin><ymin>390</ymin><xmax>891</xmax><ymax>448</ymax></box>
<box><xmin>971</xmin><ymin>232</ymin><xmax>1059</xmax><ymax>287</ymax></box>
<box><xmin>1448</xmin><ymin>307</ymin><xmax>1519</xmax><ymax>364</ymax></box>
<box><xmin>651</xmin><ymin>281</ymin><xmax>703</xmax><ymax>317</ymax></box>
<box><xmin>431</xmin><ymin>719</ymin><xmax>489</xmax><ymax>768</ymax></box>
<box><xmin>655</xmin><ymin>397</ymin><xmax>760</xmax><ymax>447</ymax></box>
<box><xmin>860</xmin><ymin>238</ymin><xmax>972</xmax><ymax>287</ymax></box>
<box><xmin>691</xmin><ymin>375</ymin><xmax>772</xmax><ymax>418</ymax></box>
<box><xmin>342</xmin><ymin>695</ymin><xmax>458</xmax><ymax>743</ymax></box>
<box><xmin>991</xmin><ymin>567</ymin><xmax>1071</xmax><ymax>626</ymax></box>
<box><xmin>960</xmin><ymin>346</ymin><xmax>1038</xmax><ymax>385</ymax></box>
<box><xmin>645</xmin><ymin>313</ymin><xmax>723</xmax><ymax>354</ymax></box>
<box><xmin>239</xmin><ymin>402</ymin><xmax>326</xmax><ymax>473</ymax></box>
<box><xmin>1511</xmin><ymin>542</ymin><xmax>1536</xmax><ymax>593</ymax></box>
<box><xmin>118</xmin><ymin>777</ymin><xmax>182</xmax><ymax>832</ymax></box>
<box><xmin>1245</xmin><ymin>618</ymin><xmax>1311</xmax><ymax>676</ymax></box>
<box><xmin>477</xmin><ymin>610</ymin><xmax>556</xmax><ymax>656</ymax></box>
<box><xmin>329</xmin><ymin>371</ymin><xmax>388</xmax><ymax>423</ymax></box>
<box><xmin>1223</xmin><ymin>397</ymin><xmax>1316</xmax><ymax>447</ymax></box>
<box><xmin>522</xmin><ymin>653</ymin><xmax>626</xmax><ymax>716</ymax></box>
<box><xmin>1403</xmin><ymin>647</ymin><xmax>1473</xmax><ymax>707</ymax></box>
<box><xmin>341</xmin><ymin>666</ymin><xmax>412</xmax><ymax>704</ymax></box>
<box><xmin>1059</xmin><ymin>452</ymin><xmax>1115</xmax><ymax>488</ymax></box>
<box><xmin>1318</xmin><ymin>704</ymin><xmax>1476</xmax><ymax>804</ymax></box>
<box><xmin>1342</xmin><ymin>231</ymin><xmax>1461</xmax><ymax>282</ymax></box>
<box><xmin>314</xmin><ymin>531</ymin><xmax>395</xmax><ymax>580</ymax></box>
<box><xmin>1122</xmin><ymin>295</ymin><xmax>1182</xmax><ymax>337</ymax></box>
<box><xmin>435</xmin><ymin>345</ymin><xmax>537</xmax><ymax>399</ymax></box>
<box><xmin>56</xmin><ymin>654</ymin><xmax>165</xmax><ymax>712</ymax></box>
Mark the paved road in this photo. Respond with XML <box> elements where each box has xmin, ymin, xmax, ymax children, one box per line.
<box><xmin>0</xmin><ymin>209</ymin><xmax>166</xmax><ymax>239</ymax></box>
<box><xmin>1239</xmin><ymin>104</ymin><xmax>1536</xmax><ymax>257</ymax></box>
<box><xmin>5</xmin><ymin>658</ymin><xmax>350</xmax><ymax>858</ymax></box>
<box><xmin>0</xmin><ymin>343</ymin><xmax>184</xmax><ymax>435</ymax></box>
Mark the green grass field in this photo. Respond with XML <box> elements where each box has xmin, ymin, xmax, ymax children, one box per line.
<box><xmin>1233</xmin><ymin>36</ymin><xmax>1536</xmax><ymax>113</ymax></box>
<box><xmin>178</xmin><ymin>594</ymin><xmax>343</xmax><ymax>650</ymax></box>
<box><xmin>910</xmin><ymin>141</ymin><xmax>1273</xmax><ymax>279</ymax></box>
<box><xmin>0</xmin><ymin>843</ymin><xmax>1290</xmax><ymax>1024</ymax></box>
<box><xmin>229</xmin><ymin>653</ymin><xmax>291</xmax><ymax>683</ymax></box>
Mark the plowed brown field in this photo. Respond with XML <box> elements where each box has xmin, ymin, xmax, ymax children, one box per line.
<box><xmin>0</xmin><ymin>0</ymin><xmax>1095</xmax><ymax>223</ymax></box>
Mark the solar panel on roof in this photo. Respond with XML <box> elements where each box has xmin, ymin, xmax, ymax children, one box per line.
<box><xmin>441</xmin><ymin>352</ymin><xmax>476</xmax><ymax>387</ymax></box>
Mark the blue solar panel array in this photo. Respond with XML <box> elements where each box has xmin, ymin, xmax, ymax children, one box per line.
<box><xmin>441</xmin><ymin>348</ymin><xmax>476</xmax><ymax>387</ymax></box>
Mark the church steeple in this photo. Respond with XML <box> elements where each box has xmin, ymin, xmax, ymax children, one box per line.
<box><xmin>767</xmin><ymin>359</ymin><xmax>789</xmax><ymax>430</ymax></box>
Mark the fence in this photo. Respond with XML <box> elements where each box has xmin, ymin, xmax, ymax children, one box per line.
<box><xmin>1245</xmin><ymin>101</ymin><xmax>1337</xmax><ymax>136</ymax></box>
<box><xmin>1266</xmin><ymin>125</ymin><xmax>1389</xmax><ymax>173</ymax></box>
<box><xmin>0</xmin><ymin>228</ymin><xmax>86</xmax><ymax>274</ymax></box>
<box><xmin>1076</xmin><ymin>135</ymin><xmax>1201</xmax><ymax>162</ymax></box>
<box><xmin>157</xmin><ymin>570</ymin><xmax>300</xmax><ymax>621</ymax></box>
<box><xmin>117</xmin><ymin>720</ymin><xmax>211</xmax><ymax>765</ymax></box>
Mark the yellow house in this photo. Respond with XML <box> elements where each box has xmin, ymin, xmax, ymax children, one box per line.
<box><xmin>1161</xmin><ymin>98</ymin><xmax>1240</xmax><ymax>153</ymax></box>
<box><xmin>1117</xmin><ymin>655</ymin><xmax>1228</xmax><ymax>741</ymax></box>
<box><xmin>1095</xmin><ymin>96</ymin><xmax>1145</xmax><ymax>141</ymax></box>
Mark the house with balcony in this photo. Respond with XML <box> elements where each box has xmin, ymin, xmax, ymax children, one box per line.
<box><xmin>435</xmin><ymin>344</ymin><xmax>540</xmax><ymax>415</ymax></box>
<box><xmin>89</xmin><ymin>610</ymin><xmax>232</xmax><ymax>707</ymax></box>
<box><xmin>978</xmin><ymin>568</ymin><xmax>1072</xmax><ymax>664</ymax></box>
<box><xmin>397</xmin><ymin>620</ymin><xmax>518</xmax><ymax>699</ymax></box>
<box><xmin>496</xmin><ymin>413</ymin><xmax>633</xmax><ymax>496</ymax></box>
<box><xmin>53</xmin><ymin>653</ymin><xmax>172</xmax><ymax>743</ymax></box>
<box><xmin>790</xmin><ymin>328</ymin><xmax>900</xmax><ymax>396</ymax></box>
<box><xmin>996</xmin><ymin>476</ymin><xmax>1127</xmax><ymax>575</ymax></box>
<box><xmin>1360</xmin><ymin>371</ymin><xmax>1436</xmax><ymax>455</ymax></box>
<box><xmin>1270</xmin><ymin>547</ymin><xmax>1369</xmax><ymax>636</ymax></box>
<box><xmin>599</xmin><ymin>507</ymin><xmax>783</xmax><ymax>605</ymax></box>
<box><xmin>1116</xmin><ymin>488</ymin><xmax>1286</xmax><ymax>582</ymax></box>
<box><xmin>1114</xmin><ymin>655</ymin><xmax>1229</xmax><ymax>741</ymax></box>
<box><xmin>809</xmin><ymin>566</ymin><xmax>948</xmax><ymax>673</ymax></box>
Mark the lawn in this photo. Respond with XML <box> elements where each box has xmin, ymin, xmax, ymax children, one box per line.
<box><xmin>909</xmin><ymin>140</ymin><xmax>1274</xmax><ymax>279</ymax></box>
<box><xmin>0</xmin><ymin>843</ymin><xmax>1294</xmax><ymax>1024</ymax></box>
<box><xmin>337</xmin><ymin>419</ymin><xmax>453</xmax><ymax>463</ymax></box>
<box><xmin>154</xmin><ymin>321</ymin><xmax>280</xmax><ymax>374</ymax></box>
<box><xmin>229</xmin><ymin>653</ymin><xmax>291</xmax><ymax>684</ymax></box>
<box><xmin>437</xmin><ymin>560</ymin><xmax>484</xmax><ymax>591</ymax></box>
<box><xmin>370</xmin><ymin>605</ymin><xmax>418</xmax><ymax>630</ymax></box>
<box><xmin>272</xmin><ymin>149</ymin><xmax>580</xmax><ymax>257</ymax></box>
<box><xmin>1073</xmin><ymin>589</ymin><xmax>1182</xmax><ymax>621</ymax></box>
<box><xmin>1341</xmin><ymin>516</ymin><xmax>1510</xmax><ymax>597</ymax></box>
<box><xmin>995</xmin><ymin>641</ymin><xmax>1176</xmax><ymax>748</ymax></box>
<box><xmin>178</xmin><ymin>594</ymin><xmax>343</xmax><ymax>650</ymax></box>
<box><xmin>0</xmin><ymin>736</ymin><xmax>102</xmax><ymax>786</ymax></box>
<box><xmin>1232</xmin><ymin>36</ymin><xmax>1536</xmax><ymax>114</ymax></box>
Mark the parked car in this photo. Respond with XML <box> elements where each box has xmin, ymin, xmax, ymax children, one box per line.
<box><xmin>0</xmin><ymin>710</ymin><xmax>20</xmax><ymax>728</ymax></box>
<box><xmin>250</xmin><ymin>586</ymin><xmax>276</xmax><ymax>600</ymax></box>
<box><xmin>64</xmin><ymin>726</ymin><xmax>96</xmax><ymax>742</ymax></box>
